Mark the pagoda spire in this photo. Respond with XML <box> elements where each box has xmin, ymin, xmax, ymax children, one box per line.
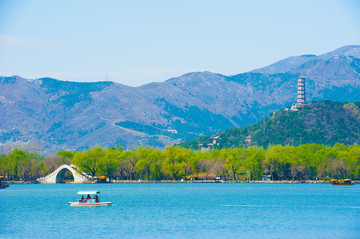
<box><xmin>290</xmin><ymin>73</ymin><xmax>307</xmax><ymax>111</ymax></box>
<box><xmin>297</xmin><ymin>73</ymin><xmax>306</xmax><ymax>104</ymax></box>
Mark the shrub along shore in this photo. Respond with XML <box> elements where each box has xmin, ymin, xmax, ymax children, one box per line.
<box><xmin>1</xmin><ymin>143</ymin><xmax>360</xmax><ymax>182</ymax></box>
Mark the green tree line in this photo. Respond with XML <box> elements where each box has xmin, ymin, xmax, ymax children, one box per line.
<box><xmin>1</xmin><ymin>143</ymin><xmax>360</xmax><ymax>181</ymax></box>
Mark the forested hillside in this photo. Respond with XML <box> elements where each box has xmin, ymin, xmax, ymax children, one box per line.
<box><xmin>181</xmin><ymin>101</ymin><xmax>360</xmax><ymax>150</ymax></box>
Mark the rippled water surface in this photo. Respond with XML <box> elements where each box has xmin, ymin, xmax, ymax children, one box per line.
<box><xmin>1</xmin><ymin>183</ymin><xmax>360</xmax><ymax>238</ymax></box>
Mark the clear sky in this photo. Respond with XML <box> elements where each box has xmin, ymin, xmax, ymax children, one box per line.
<box><xmin>0</xmin><ymin>0</ymin><xmax>359</xmax><ymax>86</ymax></box>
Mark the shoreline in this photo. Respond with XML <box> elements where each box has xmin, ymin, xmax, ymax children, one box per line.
<box><xmin>4</xmin><ymin>180</ymin><xmax>359</xmax><ymax>184</ymax></box>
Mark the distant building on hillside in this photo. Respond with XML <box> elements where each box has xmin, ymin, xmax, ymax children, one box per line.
<box><xmin>212</xmin><ymin>136</ymin><xmax>219</xmax><ymax>144</ymax></box>
<box><xmin>291</xmin><ymin>73</ymin><xmax>307</xmax><ymax>111</ymax></box>
<box><xmin>245</xmin><ymin>135</ymin><xmax>252</xmax><ymax>143</ymax></box>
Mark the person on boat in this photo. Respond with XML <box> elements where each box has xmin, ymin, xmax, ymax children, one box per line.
<box><xmin>86</xmin><ymin>194</ymin><xmax>91</xmax><ymax>200</ymax></box>
<box><xmin>95</xmin><ymin>195</ymin><xmax>99</xmax><ymax>203</ymax></box>
<box><xmin>80</xmin><ymin>196</ymin><xmax>85</xmax><ymax>202</ymax></box>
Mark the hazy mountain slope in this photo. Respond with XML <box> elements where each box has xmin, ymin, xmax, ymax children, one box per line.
<box><xmin>251</xmin><ymin>55</ymin><xmax>316</xmax><ymax>73</ymax></box>
<box><xmin>252</xmin><ymin>45</ymin><xmax>360</xmax><ymax>74</ymax></box>
<box><xmin>180</xmin><ymin>101</ymin><xmax>360</xmax><ymax>150</ymax></box>
<box><xmin>1</xmin><ymin>45</ymin><xmax>360</xmax><ymax>154</ymax></box>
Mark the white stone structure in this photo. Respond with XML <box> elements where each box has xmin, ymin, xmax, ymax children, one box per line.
<box><xmin>37</xmin><ymin>164</ymin><xmax>91</xmax><ymax>184</ymax></box>
<box><xmin>291</xmin><ymin>73</ymin><xmax>308</xmax><ymax>111</ymax></box>
<box><xmin>297</xmin><ymin>73</ymin><xmax>306</xmax><ymax>104</ymax></box>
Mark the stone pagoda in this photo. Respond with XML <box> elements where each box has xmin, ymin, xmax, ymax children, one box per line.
<box><xmin>291</xmin><ymin>73</ymin><xmax>307</xmax><ymax>110</ymax></box>
<box><xmin>297</xmin><ymin>73</ymin><xmax>306</xmax><ymax>104</ymax></box>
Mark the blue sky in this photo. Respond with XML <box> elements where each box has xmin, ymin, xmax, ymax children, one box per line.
<box><xmin>0</xmin><ymin>0</ymin><xmax>359</xmax><ymax>86</ymax></box>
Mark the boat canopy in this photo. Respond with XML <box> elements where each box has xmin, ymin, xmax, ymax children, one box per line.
<box><xmin>331</xmin><ymin>179</ymin><xmax>352</xmax><ymax>181</ymax></box>
<box><xmin>77</xmin><ymin>191</ymin><xmax>100</xmax><ymax>195</ymax></box>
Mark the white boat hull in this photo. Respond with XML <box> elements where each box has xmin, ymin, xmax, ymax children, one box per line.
<box><xmin>68</xmin><ymin>202</ymin><xmax>112</xmax><ymax>207</ymax></box>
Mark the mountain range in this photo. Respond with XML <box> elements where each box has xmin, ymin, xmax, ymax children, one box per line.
<box><xmin>1</xmin><ymin>45</ymin><xmax>360</xmax><ymax>154</ymax></box>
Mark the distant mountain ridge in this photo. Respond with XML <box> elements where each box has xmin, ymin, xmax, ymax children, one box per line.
<box><xmin>1</xmin><ymin>45</ymin><xmax>360</xmax><ymax>154</ymax></box>
<box><xmin>180</xmin><ymin>101</ymin><xmax>360</xmax><ymax>150</ymax></box>
<box><xmin>252</xmin><ymin>45</ymin><xmax>360</xmax><ymax>73</ymax></box>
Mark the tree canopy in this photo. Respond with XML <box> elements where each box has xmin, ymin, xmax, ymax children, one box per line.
<box><xmin>1</xmin><ymin>143</ymin><xmax>360</xmax><ymax>181</ymax></box>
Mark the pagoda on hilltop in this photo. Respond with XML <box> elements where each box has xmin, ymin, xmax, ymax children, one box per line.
<box><xmin>291</xmin><ymin>73</ymin><xmax>307</xmax><ymax>110</ymax></box>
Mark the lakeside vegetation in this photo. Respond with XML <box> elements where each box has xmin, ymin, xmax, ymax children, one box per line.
<box><xmin>1</xmin><ymin>143</ymin><xmax>360</xmax><ymax>182</ymax></box>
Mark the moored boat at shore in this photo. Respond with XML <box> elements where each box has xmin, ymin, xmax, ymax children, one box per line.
<box><xmin>330</xmin><ymin>179</ymin><xmax>354</xmax><ymax>185</ymax></box>
<box><xmin>68</xmin><ymin>191</ymin><xmax>112</xmax><ymax>207</ymax></box>
<box><xmin>0</xmin><ymin>176</ymin><xmax>9</xmax><ymax>189</ymax></box>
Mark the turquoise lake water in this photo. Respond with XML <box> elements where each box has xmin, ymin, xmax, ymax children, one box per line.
<box><xmin>1</xmin><ymin>183</ymin><xmax>360</xmax><ymax>239</ymax></box>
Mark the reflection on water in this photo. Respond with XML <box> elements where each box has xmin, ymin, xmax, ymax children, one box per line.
<box><xmin>1</xmin><ymin>183</ymin><xmax>360</xmax><ymax>238</ymax></box>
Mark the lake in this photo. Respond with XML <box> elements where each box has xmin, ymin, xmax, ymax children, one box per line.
<box><xmin>1</xmin><ymin>183</ymin><xmax>359</xmax><ymax>238</ymax></box>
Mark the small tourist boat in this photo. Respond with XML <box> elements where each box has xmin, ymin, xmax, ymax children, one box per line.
<box><xmin>0</xmin><ymin>176</ymin><xmax>9</xmax><ymax>189</ymax></box>
<box><xmin>330</xmin><ymin>179</ymin><xmax>354</xmax><ymax>185</ymax></box>
<box><xmin>68</xmin><ymin>191</ymin><xmax>111</xmax><ymax>207</ymax></box>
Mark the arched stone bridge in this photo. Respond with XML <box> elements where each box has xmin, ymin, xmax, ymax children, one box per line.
<box><xmin>37</xmin><ymin>164</ymin><xmax>91</xmax><ymax>183</ymax></box>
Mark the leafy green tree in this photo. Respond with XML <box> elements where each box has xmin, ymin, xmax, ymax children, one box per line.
<box><xmin>100</xmin><ymin>148</ymin><xmax>121</xmax><ymax>179</ymax></box>
<box><xmin>117</xmin><ymin>148</ymin><xmax>143</xmax><ymax>180</ymax></box>
<box><xmin>2</xmin><ymin>149</ymin><xmax>44</xmax><ymax>180</ymax></box>
<box><xmin>72</xmin><ymin>146</ymin><xmax>104</xmax><ymax>177</ymax></box>
<box><xmin>162</xmin><ymin>146</ymin><xmax>191</xmax><ymax>180</ymax></box>
<box><xmin>6</xmin><ymin>149</ymin><xmax>27</xmax><ymax>180</ymax></box>
<box><xmin>223</xmin><ymin>148</ymin><xmax>245</xmax><ymax>181</ymax></box>
<box><xmin>244</xmin><ymin>146</ymin><xmax>265</xmax><ymax>180</ymax></box>
<box><xmin>135</xmin><ymin>159</ymin><xmax>151</xmax><ymax>179</ymax></box>
<box><xmin>153</xmin><ymin>150</ymin><xmax>164</xmax><ymax>180</ymax></box>
<box><xmin>20</xmin><ymin>152</ymin><xmax>43</xmax><ymax>180</ymax></box>
<box><xmin>0</xmin><ymin>156</ymin><xmax>7</xmax><ymax>176</ymax></box>
<box><xmin>133</xmin><ymin>147</ymin><xmax>159</xmax><ymax>180</ymax></box>
<box><xmin>265</xmin><ymin>145</ymin><xmax>295</xmax><ymax>180</ymax></box>
<box><xmin>308</xmin><ymin>166</ymin><xmax>317</xmax><ymax>179</ymax></box>
<box><xmin>348</xmin><ymin>146</ymin><xmax>360</xmax><ymax>179</ymax></box>
<box><xmin>56</xmin><ymin>150</ymin><xmax>73</xmax><ymax>164</ymax></box>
